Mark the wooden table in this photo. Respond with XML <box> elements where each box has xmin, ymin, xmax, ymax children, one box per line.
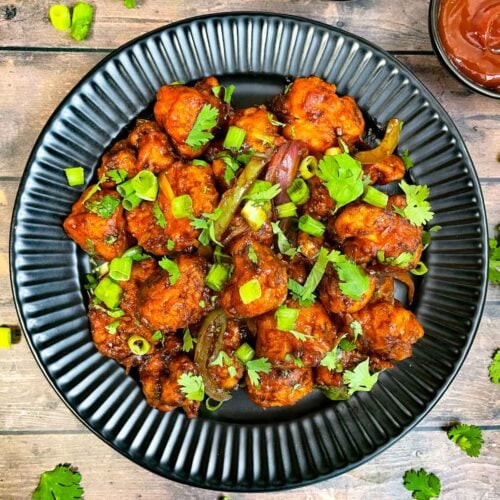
<box><xmin>1</xmin><ymin>1</ymin><xmax>499</xmax><ymax>498</ymax></box>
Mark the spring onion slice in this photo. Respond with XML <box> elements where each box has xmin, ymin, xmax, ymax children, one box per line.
<box><xmin>239</xmin><ymin>279</ymin><xmax>262</xmax><ymax>305</ymax></box>
<box><xmin>363</xmin><ymin>186</ymin><xmax>388</xmax><ymax>208</ymax></box>
<box><xmin>235</xmin><ymin>342</ymin><xmax>255</xmax><ymax>364</ymax></box>
<box><xmin>159</xmin><ymin>257</ymin><xmax>180</xmax><ymax>285</ymax></box>
<box><xmin>70</xmin><ymin>2</ymin><xmax>94</xmax><ymax>42</ymax></box>
<box><xmin>131</xmin><ymin>171</ymin><xmax>158</xmax><ymax>201</ymax></box>
<box><xmin>299</xmin><ymin>156</ymin><xmax>318</xmax><ymax>180</ymax></box>
<box><xmin>94</xmin><ymin>277</ymin><xmax>123</xmax><ymax>310</ymax></box>
<box><xmin>287</xmin><ymin>177</ymin><xmax>310</xmax><ymax>205</ymax></box>
<box><xmin>122</xmin><ymin>193</ymin><xmax>142</xmax><ymax>211</ymax></box>
<box><xmin>223</xmin><ymin>126</ymin><xmax>246</xmax><ymax>151</ymax></box>
<box><xmin>0</xmin><ymin>327</ymin><xmax>12</xmax><ymax>349</ymax></box>
<box><xmin>205</xmin><ymin>263</ymin><xmax>231</xmax><ymax>291</ymax></box>
<box><xmin>128</xmin><ymin>335</ymin><xmax>150</xmax><ymax>355</ymax></box>
<box><xmin>65</xmin><ymin>166</ymin><xmax>85</xmax><ymax>186</ymax></box>
<box><xmin>109</xmin><ymin>257</ymin><xmax>133</xmax><ymax>281</ymax></box>
<box><xmin>171</xmin><ymin>194</ymin><xmax>193</xmax><ymax>219</ymax></box>
<box><xmin>49</xmin><ymin>4</ymin><xmax>72</xmax><ymax>31</ymax></box>
<box><xmin>205</xmin><ymin>398</ymin><xmax>224</xmax><ymax>411</ymax></box>
<box><xmin>276</xmin><ymin>202</ymin><xmax>298</xmax><ymax>218</ymax></box>
<box><xmin>411</xmin><ymin>261</ymin><xmax>428</xmax><ymax>276</ymax></box>
<box><xmin>275</xmin><ymin>306</ymin><xmax>299</xmax><ymax>331</ymax></box>
<box><xmin>241</xmin><ymin>200</ymin><xmax>268</xmax><ymax>231</ymax></box>
<box><xmin>298</xmin><ymin>214</ymin><xmax>325</xmax><ymax>237</ymax></box>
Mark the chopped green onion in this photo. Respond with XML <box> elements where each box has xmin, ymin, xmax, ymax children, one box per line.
<box><xmin>235</xmin><ymin>342</ymin><xmax>255</xmax><ymax>363</ymax></box>
<box><xmin>122</xmin><ymin>193</ymin><xmax>142</xmax><ymax>210</ymax></box>
<box><xmin>127</xmin><ymin>335</ymin><xmax>150</xmax><ymax>355</ymax></box>
<box><xmin>205</xmin><ymin>398</ymin><xmax>223</xmax><ymax>411</ymax></box>
<box><xmin>223</xmin><ymin>126</ymin><xmax>246</xmax><ymax>151</ymax></box>
<box><xmin>166</xmin><ymin>239</ymin><xmax>175</xmax><ymax>251</ymax></box>
<box><xmin>193</xmin><ymin>159</ymin><xmax>209</xmax><ymax>167</ymax></box>
<box><xmin>151</xmin><ymin>331</ymin><xmax>163</xmax><ymax>342</ymax></box>
<box><xmin>109</xmin><ymin>256</ymin><xmax>133</xmax><ymax>281</ymax></box>
<box><xmin>159</xmin><ymin>257</ymin><xmax>180</xmax><ymax>285</ymax></box>
<box><xmin>64</xmin><ymin>166</ymin><xmax>85</xmax><ymax>186</ymax></box>
<box><xmin>276</xmin><ymin>202</ymin><xmax>298</xmax><ymax>218</ymax></box>
<box><xmin>287</xmin><ymin>177</ymin><xmax>310</xmax><ymax>205</ymax></box>
<box><xmin>275</xmin><ymin>306</ymin><xmax>299</xmax><ymax>331</ymax></box>
<box><xmin>363</xmin><ymin>186</ymin><xmax>388</xmax><ymax>208</ymax></box>
<box><xmin>205</xmin><ymin>263</ymin><xmax>231</xmax><ymax>291</ymax></box>
<box><xmin>239</xmin><ymin>278</ymin><xmax>262</xmax><ymax>305</ymax></box>
<box><xmin>105</xmin><ymin>320</ymin><xmax>120</xmax><ymax>335</ymax></box>
<box><xmin>122</xmin><ymin>245</ymin><xmax>147</xmax><ymax>260</ymax></box>
<box><xmin>0</xmin><ymin>327</ymin><xmax>12</xmax><ymax>349</ymax></box>
<box><xmin>94</xmin><ymin>277</ymin><xmax>123</xmax><ymax>310</ymax></box>
<box><xmin>171</xmin><ymin>194</ymin><xmax>193</xmax><ymax>219</ymax></box>
<box><xmin>70</xmin><ymin>2</ymin><xmax>94</xmax><ymax>42</ymax></box>
<box><xmin>411</xmin><ymin>261</ymin><xmax>428</xmax><ymax>276</ymax></box>
<box><xmin>123</xmin><ymin>0</ymin><xmax>137</xmax><ymax>8</ymax></box>
<box><xmin>49</xmin><ymin>4</ymin><xmax>71</xmax><ymax>31</ymax></box>
<box><xmin>131</xmin><ymin>171</ymin><xmax>158</xmax><ymax>201</ymax></box>
<box><xmin>116</xmin><ymin>179</ymin><xmax>135</xmax><ymax>198</ymax></box>
<box><xmin>298</xmin><ymin>214</ymin><xmax>325</xmax><ymax>237</ymax></box>
<box><xmin>301</xmin><ymin>247</ymin><xmax>331</xmax><ymax>303</ymax></box>
<box><xmin>241</xmin><ymin>200</ymin><xmax>268</xmax><ymax>231</ymax></box>
<box><xmin>244</xmin><ymin>180</ymin><xmax>280</xmax><ymax>202</ymax></box>
<box><xmin>107</xmin><ymin>168</ymin><xmax>128</xmax><ymax>184</ymax></box>
<box><xmin>299</xmin><ymin>156</ymin><xmax>318</xmax><ymax>180</ymax></box>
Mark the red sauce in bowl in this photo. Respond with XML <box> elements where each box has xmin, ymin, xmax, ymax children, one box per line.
<box><xmin>438</xmin><ymin>0</ymin><xmax>500</xmax><ymax>91</ymax></box>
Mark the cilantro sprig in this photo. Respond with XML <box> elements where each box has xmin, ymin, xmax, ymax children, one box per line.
<box><xmin>178</xmin><ymin>372</ymin><xmax>204</xmax><ymax>401</ymax></box>
<box><xmin>191</xmin><ymin>208</ymin><xmax>223</xmax><ymax>246</ymax></box>
<box><xmin>85</xmin><ymin>195</ymin><xmax>120</xmax><ymax>218</ymax></box>
<box><xmin>447</xmin><ymin>423</ymin><xmax>483</xmax><ymax>457</ymax></box>
<box><xmin>246</xmin><ymin>357</ymin><xmax>272</xmax><ymax>387</ymax></box>
<box><xmin>329</xmin><ymin>250</ymin><xmax>370</xmax><ymax>300</ymax></box>
<box><xmin>185</xmin><ymin>104</ymin><xmax>219</xmax><ymax>149</ymax></box>
<box><xmin>393</xmin><ymin>180</ymin><xmax>434</xmax><ymax>226</ymax></box>
<box><xmin>32</xmin><ymin>464</ymin><xmax>84</xmax><ymax>500</ymax></box>
<box><xmin>343</xmin><ymin>358</ymin><xmax>380</xmax><ymax>395</ymax></box>
<box><xmin>403</xmin><ymin>468</ymin><xmax>441</xmax><ymax>500</ymax></box>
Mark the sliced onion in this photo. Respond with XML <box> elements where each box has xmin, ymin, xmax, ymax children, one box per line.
<box><xmin>392</xmin><ymin>270</ymin><xmax>415</xmax><ymax>304</ymax></box>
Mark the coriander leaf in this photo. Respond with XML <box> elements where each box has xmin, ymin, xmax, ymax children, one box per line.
<box><xmin>248</xmin><ymin>244</ymin><xmax>259</xmax><ymax>264</ymax></box>
<box><xmin>271</xmin><ymin>222</ymin><xmax>298</xmax><ymax>258</ymax></box>
<box><xmin>301</xmin><ymin>247</ymin><xmax>331</xmax><ymax>303</ymax></box>
<box><xmin>185</xmin><ymin>104</ymin><xmax>219</xmax><ymax>149</ymax></box>
<box><xmin>422</xmin><ymin>225</ymin><xmax>441</xmax><ymax>250</ymax></box>
<box><xmin>489</xmin><ymin>237</ymin><xmax>500</xmax><ymax>284</ymax></box>
<box><xmin>191</xmin><ymin>208</ymin><xmax>223</xmax><ymax>246</ymax></box>
<box><xmin>333</xmin><ymin>256</ymin><xmax>370</xmax><ymax>300</ymax></box>
<box><xmin>178</xmin><ymin>373</ymin><xmax>204</xmax><ymax>401</ymax></box>
<box><xmin>287</xmin><ymin>279</ymin><xmax>316</xmax><ymax>306</ymax></box>
<box><xmin>105</xmin><ymin>320</ymin><xmax>120</xmax><ymax>335</ymax></box>
<box><xmin>350</xmin><ymin>320</ymin><xmax>363</xmax><ymax>341</ymax></box>
<box><xmin>320</xmin><ymin>348</ymin><xmax>340</xmax><ymax>371</ymax></box>
<box><xmin>220</xmin><ymin>154</ymin><xmax>240</xmax><ymax>185</ymax></box>
<box><xmin>285</xmin><ymin>353</ymin><xmax>304</xmax><ymax>367</ymax></box>
<box><xmin>338</xmin><ymin>337</ymin><xmax>356</xmax><ymax>352</ymax></box>
<box><xmin>403</xmin><ymin>469</ymin><xmax>441</xmax><ymax>500</ymax></box>
<box><xmin>246</xmin><ymin>357</ymin><xmax>272</xmax><ymax>387</ymax></box>
<box><xmin>377</xmin><ymin>250</ymin><xmax>414</xmax><ymax>269</ymax></box>
<box><xmin>395</xmin><ymin>180</ymin><xmax>434</xmax><ymax>226</ymax></box>
<box><xmin>153</xmin><ymin>201</ymin><xmax>167</xmax><ymax>228</ymax></box>
<box><xmin>151</xmin><ymin>330</ymin><xmax>163</xmax><ymax>342</ymax></box>
<box><xmin>104</xmin><ymin>235</ymin><xmax>118</xmax><ymax>245</ymax></box>
<box><xmin>317</xmin><ymin>153</ymin><xmax>364</xmax><ymax>211</ymax></box>
<box><xmin>32</xmin><ymin>464</ymin><xmax>84</xmax><ymax>500</ymax></box>
<box><xmin>289</xmin><ymin>330</ymin><xmax>313</xmax><ymax>341</ymax></box>
<box><xmin>319</xmin><ymin>385</ymin><xmax>349</xmax><ymax>401</ymax></box>
<box><xmin>343</xmin><ymin>358</ymin><xmax>380</xmax><ymax>395</ymax></box>
<box><xmin>489</xmin><ymin>349</ymin><xmax>500</xmax><ymax>383</ymax></box>
<box><xmin>243</xmin><ymin>183</ymin><xmax>281</xmax><ymax>202</ymax></box>
<box><xmin>85</xmin><ymin>195</ymin><xmax>120</xmax><ymax>218</ymax></box>
<box><xmin>400</xmin><ymin>149</ymin><xmax>414</xmax><ymax>169</ymax></box>
<box><xmin>210</xmin><ymin>350</ymin><xmax>232</xmax><ymax>367</ymax></box>
<box><xmin>448</xmin><ymin>423</ymin><xmax>483</xmax><ymax>457</ymax></box>
<box><xmin>159</xmin><ymin>257</ymin><xmax>180</xmax><ymax>285</ymax></box>
<box><xmin>182</xmin><ymin>328</ymin><xmax>195</xmax><ymax>352</ymax></box>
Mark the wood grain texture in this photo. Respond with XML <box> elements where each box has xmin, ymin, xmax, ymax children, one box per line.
<box><xmin>1</xmin><ymin>0</ymin><xmax>432</xmax><ymax>51</ymax></box>
<box><xmin>0</xmin><ymin>52</ymin><xmax>498</xmax><ymax>181</ymax></box>
<box><xmin>1</xmin><ymin>429</ymin><xmax>498</xmax><ymax>499</ymax></box>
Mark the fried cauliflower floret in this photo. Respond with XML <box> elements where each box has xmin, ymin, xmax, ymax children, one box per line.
<box><xmin>139</xmin><ymin>343</ymin><xmax>201</xmax><ymax>418</ymax></box>
<box><xmin>255</xmin><ymin>300</ymin><xmax>336</xmax><ymax>368</ymax></box>
<box><xmin>207</xmin><ymin>319</ymin><xmax>245</xmax><ymax>391</ymax></box>
<box><xmin>334</xmin><ymin>197</ymin><xmax>423</xmax><ymax>269</ymax></box>
<box><xmin>125</xmin><ymin>162</ymin><xmax>219</xmax><ymax>255</ymax></box>
<box><xmin>154</xmin><ymin>76</ymin><xmax>226</xmax><ymax>158</ymax></box>
<box><xmin>63</xmin><ymin>187</ymin><xmax>131</xmax><ymax>261</ymax></box>
<box><xmin>352</xmin><ymin>301</ymin><xmax>424</xmax><ymax>361</ymax></box>
<box><xmin>229</xmin><ymin>106</ymin><xmax>285</xmax><ymax>154</ymax></box>
<box><xmin>128</xmin><ymin>119</ymin><xmax>176</xmax><ymax>173</ymax></box>
<box><xmin>272</xmin><ymin>76</ymin><xmax>365</xmax><ymax>153</ymax></box>
<box><xmin>246</xmin><ymin>367</ymin><xmax>313</xmax><ymax>408</ymax></box>
<box><xmin>363</xmin><ymin>154</ymin><xmax>405</xmax><ymax>185</ymax></box>
<box><xmin>220</xmin><ymin>238</ymin><xmax>288</xmax><ymax>318</ymax></box>
<box><xmin>97</xmin><ymin>139</ymin><xmax>139</xmax><ymax>188</ymax></box>
<box><xmin>221</xmin><ymin>215</ymin><xmax>274</xmax><ymax>249</ymax></box>
<box><xmin>303</xmin><ymin>176</ymin><xmax>335</xmax><ymax>219</ymax></box>
<box><xmin>138</xmin><ymin>255</ymin><xmax>211</xmax><ymax>332</ymax></box>
<box><xmin>319</xmin><ymin>264</ymin><xmax>376</xmax><ymax>314</ymax></box>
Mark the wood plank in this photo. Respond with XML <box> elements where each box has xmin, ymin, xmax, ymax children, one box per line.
<box><xmin>0</xmin><ymin>429</ymin><xmax>498</xmax><ymax>499</ymax></box>
<box><xmin>0</xmin><ymin>52</ymin><xmax>499</xmax><ymax>180</ymax></box>
<box><xmin>1</xmin><ymin>0</ymin><xmax>432</xmax><ymax>51</ymax></box>
<box><xmin>1</xmin><ymin>300</ymin><xmax>498</xmax><ymax>433</ymax></box>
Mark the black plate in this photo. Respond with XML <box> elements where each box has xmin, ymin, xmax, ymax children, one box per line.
<box><xmin>10</xmin><ymin>13</ymin><xmax>488</xmax><ymax>492</ymax></box>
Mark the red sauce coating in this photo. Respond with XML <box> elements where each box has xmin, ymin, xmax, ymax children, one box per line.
<box><xmin>438</xmin><ymin>0</ymin><xmax>500</xmax><ymax>90</ymax></box>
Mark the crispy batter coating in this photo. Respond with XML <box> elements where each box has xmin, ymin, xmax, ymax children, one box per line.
<box><xmin>297</xmin><ymin>232</ymin><xmax>324</xmax><ymax>262</ymax></box>
<box><xmin>222</xmin><ymin>215</ymin><xmax>274</xmax><ymax>249</ymax></box>
<box><xmin>256</xmin><ymin>300</ymin><xmax>336</xmax><ymax>368</ymax></box>
<box><xmin>334</xmin><ymin>199</ymin><xmax>423</xmax><ymax>269</ymax></box>
<box><xmin>139</xmin><ymin>343</ymin><xmax>201</xmax><ymax>418</ymax></box>
<box><xmin>363</xmin><ymin>154</ymin><xmax>405</xmax><ymax>185</ymax></box>
<box><xmin>272</xmin><ymin>76</ymin><xmax>365</xmax><ymax>153</ymax></box>
<box><xmin>303</xmin><ymin>176</ymin><xmax>335</xmax><ymax>219</ymax></box>
<box><xmin>246</xmin><ymin>367</ymin><xmax>313</xmax><ymax>407</ymax></box>
<box><xmin>207</xmin><ymin>319</ymin><xmax>245</xmax><ymax>390</ymax></box>
<box><xmin>319</xmin><ymin>265</ymin><xmax>376</xmax><ymax>314</ymax></box>
<box><xmin>97</xmin><ymin>139</ymin><xmax>139</xmax><ymax>188</ymax></box>
<box><xmin>138</xmin><ymin>254</ymin><xmax>211</xmax><ymax>332</ymax></box>
<box><xmin>352</xmin><ymin>301</ymin><xmax>424</xmax><ymax>361</ymax></box>
<box><xmin>126</xmin><ymin>162</ymin><xmax>219</xmax><ymax>255</ymax></box>
<box><xmin>220</xmin><ymin>238</ymin><xmax>288</xmax><ymax>318</ymax></box>
<box><xmin>154</xmin><ymin>77</ymin><xmax>226</xmax><ymax>158</ymax></box>
<box><xmin>63</xmin><ymin>187</ymin><xmax>131</xmax><ymax>261</ymax></box>
<box><xmin>229</xmin><ymin>106</ymin><xmax>285</xmax><ymax>154</ymax></box>
<box><xmin>128</xmin><ymin>119</ymin><xmax>176</xmax><ymax>173</ymax></box>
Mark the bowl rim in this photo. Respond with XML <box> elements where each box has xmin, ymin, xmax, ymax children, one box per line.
<box><xmin>428</xmin><ymin>0</ymin><xmax>500</xmax><ymax>99</ymax></box>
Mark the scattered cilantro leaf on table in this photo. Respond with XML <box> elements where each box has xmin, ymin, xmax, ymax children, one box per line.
<box><xmin>32</xmin><ymin>464</ymin><xmax>84</xmax><ymax>500</ymax></box>
<box><xmin>447</xmin><ymin>423</ymin><xmax>483</xmax><ymax>457</ymax></box>
<box><xmin>489</xmin><ymin>349</ymin><xmax>500</xmax><ymax>383</ymax></box>
<box><xmin>185</xmin><ymin>104</ymin><xmax>219</xmax><ymax>149</ymax></box>
<box><xmin>403</xmin><ymin>468</ymin><xmax>441</xmax><ymax>500</ymax></box>
<box><xmin>488</xmin><ymin>233</ymin><xmax>500</xmax><ymax>284</ymax></box>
